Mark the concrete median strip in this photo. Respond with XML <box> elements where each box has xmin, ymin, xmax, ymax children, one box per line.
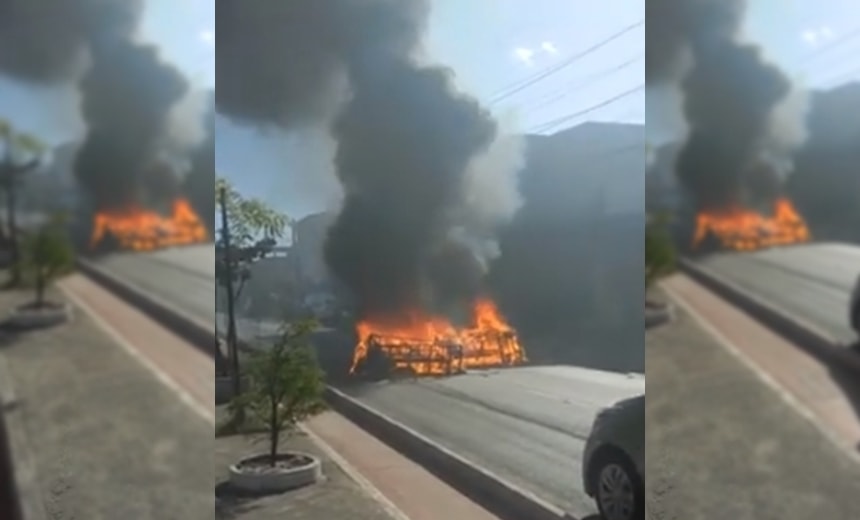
<box><xmin>324</xmin><ymin>386</ymin><xmax>567</xmax><ymax>520</ymax></box>
<box><xmin>680</xmin><ymin>258</ymin><xmax>860</xmax><ymax>375</ymax></box>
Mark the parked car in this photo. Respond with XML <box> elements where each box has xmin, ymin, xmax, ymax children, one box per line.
<box><xmin>582</xmin><ymin>394</ymin><xmax>644</xmax><ymax>520</ymax></box>
<box><xmin>851</xmin><ymin>273</ymin><xmax>860</xmax><ymax>337</ymax></box>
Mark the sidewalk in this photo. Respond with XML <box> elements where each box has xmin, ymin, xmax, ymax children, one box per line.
<box><xmin>0</xmin><ymin>281</ymin><xmax>211</xmax><ymax>519</ymax></box>
<box><xmin>215</xmin><ymin>405</ymin><xmax>503</xmax><ymax>520</ymax></box>
<box><xmin>646</xmin><ymin>276</ymin><xmax>860</xmax><ymax>520</ymax></box>
<box><xmin>215</xmin><ymin>411</ymin><xmax>400</xmax><ymax>520</ymax></box>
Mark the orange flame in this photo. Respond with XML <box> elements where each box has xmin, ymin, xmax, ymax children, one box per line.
<box><xmin>351</xmin><ymin>298</ymin><xmax>526</xmax><ymax>377</ymax></box>
<box><xmin>90</xmin><ymin>198</ymin><xmax>209</xmax><ymax>252</ymax></box>
<box><xmin>692</xmin><ymin>197</ymin><xmax>811</xmax><ymax>252</ymax></box>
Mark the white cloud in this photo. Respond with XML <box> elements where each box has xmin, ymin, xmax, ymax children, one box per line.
<box><xmin>199</xmin><ymin>29</ymin><xmax>214</xmax><ymax>46</ymax></box>
<box><xmin>801</xmin><ymin>25</ymin><xmax>835</xmax><ymax>46</ymax></box>
<box><xmin>513</xmin><ymin>47</ymin><xmax>535</xmax><ymax>66</ymax></box>
<box><xmin>541</xmin><ymin>41</ymin><xmax>559</xmax><ymax>54</ymax></box>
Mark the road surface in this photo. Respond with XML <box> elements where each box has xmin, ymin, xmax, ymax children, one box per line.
<box><xmin>695</xmin><ymin>242</ymin><xmax>860</xmax><ymax>345</ymax></box>
<box><xmin>88</xmin><ymin>245</ymin><xmax>643</xmax><ymax>517</ymax></box>
<box><xmin>88</xmin><ymin>245</ymin><xmax>215</xmax><ymax>327</ymax></box>
<box><xmin>344</xmin><ymin>366</ymin><xmax>644</xmax><ymax>516</ymax></box>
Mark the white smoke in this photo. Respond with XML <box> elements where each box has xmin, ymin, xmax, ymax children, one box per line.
<box><xmin>164</xmin><ymin>88</ymin><xmax>209</xmax><ymax>151</ymax></box>
<box><xmin>764</xmin><ymin>81</ymin><xmax>810</xmax><ymax>160</ymax></box>
<box><xmin>452</xmin><ymin>112</ymin><xmax>527</xmax><ymax>270</ymax></box>
<box><xmin>461</xmin><ymin>112</ymin><xmax>526</xmax><ymax>227</ymax></box>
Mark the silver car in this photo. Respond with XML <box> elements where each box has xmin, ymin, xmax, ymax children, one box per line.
<box><xmin>582</xmin><ymin>394</ymin><xmax>645</xmax><ymax>520</ymax></box>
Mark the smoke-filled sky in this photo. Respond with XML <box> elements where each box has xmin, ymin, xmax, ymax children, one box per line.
<box><xmin>217</xmin><ymin>0</ymin><xmax>644</xmax><ymax>220</ymax></box>
<box><xmin>0</xmin><ymin>0</ymin><xmax>214</xmax><ymax>146</ymax></box>
<box><xmin>647</xmin><ymin>0</ymin><xmax>860</xmax><ymax>146</ymax></box>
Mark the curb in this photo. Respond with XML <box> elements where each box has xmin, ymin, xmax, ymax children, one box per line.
<box><xmin>75</xmin><ymin>258</ymin><xmax>216</xmax><ymax>359</ymax></box>
<box><xmin>79</xmin><ymin>255</ymin><xmax>569</xmax><ymax>519</ymax></box>
<box><xmin>0</xmin><ymin>354</ymin><xmax>47</xmax><ymax>520</ymax></box>
<box><xmin>324</xmin><ymin>386</ymin><xmax>567</xmax><ymax>520</ymax></box>
<box><xmin>679</xmin><ymin>258</ymin><xmax>860</xmax><ymax>375</ymax></box>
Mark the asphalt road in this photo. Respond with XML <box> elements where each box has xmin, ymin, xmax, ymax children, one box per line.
<box><xmin>344</xmin><ymin>366</ymin><xmax>645</xmax><ymax>517</ymax></box>
<box><xmin>92</xmin><ymin>246</ymin><xmax>646</xmax><ymax>516</ymax></box>
<box><xmin>695</xmin><ymin>242</ymin><xmax>860</xmax><ymax>345</ymax></box>
<box><xmin>89</xmin><ymin>244</ymin><xmax>215</xmax><ymax>326</ymax></box>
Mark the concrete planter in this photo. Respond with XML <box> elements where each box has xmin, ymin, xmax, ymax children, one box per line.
<box><xmin>5</xmin><ymin>301</ymin><xmax>71</xmax><ymax>330</ymax></box>
<box><xmin>229</xmin><ymin>452</ymin><xmax>321</xmax><ymax>494</ymax></box>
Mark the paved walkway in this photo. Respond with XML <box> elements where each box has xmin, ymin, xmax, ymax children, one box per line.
<box><xmin>646</xmin><ymin>275</ymin><xmax>860</xmax><ymax>520</ymax></box>
<box><xmin>0</xmin><ymin>278</ymin><xmax>211</xmax><ymax>519</ymax></box>
<box><xmin>215</xmin><ymin>424</ymin><xmax>399</xmax><ymax>520</ymax></box>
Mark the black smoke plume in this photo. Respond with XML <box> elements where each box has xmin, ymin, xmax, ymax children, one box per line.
<box><xmin>75</xmin><ymin>40</ymin><xmax>189</xmax><ymax>210</ymax></box>
<box><xmin>0</xmin><ymin>0</ymin><xmax>193</xmax><ymax>212</ymax></box>
<box><xmin>677</xmin><ymin>43</ymin><xmax>790</xmax><ymax>210</ymax></box>
<box><xmin>326</xmin><ymin>62</ymin><xmax>496</xmax><ymax>318</ymax></box>
<box><xmin>217</xmin><ymin>1</ymin><xmax>499</xmax><ymax>320</ymax></box>
<box><xmin>184</xmin><ymin>93</ymin><xmax>216</xmax><ymax>232</ymax></box>
<box><xmin>645</xmin><ymin>0</ymin><xmax>745</xmax><ymax>84</ymax></box>
<box><xmin>788</xmin><ymin>83</ymin><xmax>860</xmax><ymax>242</ymax></box>
<box><xmin>647</xmin><ymin>0</ymin><xmax>793</xmax><ymax>212</ymax></box>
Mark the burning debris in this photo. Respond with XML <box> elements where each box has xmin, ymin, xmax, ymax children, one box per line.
<box><xmin>0</xmin><ymin>0</ymin><xmax>211</xmax><ymax>252</ymax></box>
<box><xmin>351</xmin><ymin>299</ymin><xmax>525</xmax><ymax>377</ymax></box>
<box><xmin>90</xmin><ymin>198</ymin><xmax>208</xmax><ymax>252</ymax></box>
<box><xmin>692</xmin><ymin>197</ymin><xmax>809</xmax><ymax>252</ymax></box>
<box><xmin>217</xmin><ymin>1</ymin><xmax>525</xmax><ymax>376</ymax></box>
<box><xmin>647</xmin><ymin>0</ymin><xmax>812</xmax><ymax>252</ymax></box>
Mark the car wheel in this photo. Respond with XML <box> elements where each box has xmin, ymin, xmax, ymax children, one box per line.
<box><xmin>592</xmin><ymin>449</ymin><xmax>644</xmax><ymax>520</ymax></box>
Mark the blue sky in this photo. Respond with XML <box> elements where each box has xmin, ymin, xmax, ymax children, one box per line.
<box><xmin>0</xmin><ymin>1</ymin><xmax>857</xmax><ymax>218</ymax></box>
<box><xmin>647</xmin><ymin>0</ymin><xmax>860</xmax><ymax>146</ymax></box>
<box><xmin>0</xmin><ymin>0</ymin><xmax>214</xmax><ymax>146</ymax></box>
<box><xmin>217</xmin><ymin>0</ymin><xmax>646</xmax><ymax>218</ymax></box>
<box><xmin>221</xmin><ymin>0</ymin><xmax>860</xmax><ymax>218</ymax></box>
<box><xmin>748</xmin><ymin>0</ymin><xmax>860</xmax><ymax>86</ymax></box>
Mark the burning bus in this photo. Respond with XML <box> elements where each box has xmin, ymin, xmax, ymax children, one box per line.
<box><xmin>349</xmin><ymin>298</ymin><xmax>526</xmax><ymax>378</ymax></box>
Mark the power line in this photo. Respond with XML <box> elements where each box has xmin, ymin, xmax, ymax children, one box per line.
<box><xmin>529</xmin><ymin>84</ymin><xmax>644</xmax><ymax>134</ymax></box>
<box><xmin>489</xmin><ymin>20</ymin><xmax>644</xmax><ymax>106</ymax></box>
<box><xmin>524</xmin><ymin>55</ymin><xmax>643</xmax><ymax>113</ymax></box>
<box><xmin>801</xmin><ymin>26</ymin><xmax>860</xmax><ymax>65</ymax></box>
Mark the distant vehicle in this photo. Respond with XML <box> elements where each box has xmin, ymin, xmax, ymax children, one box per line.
<box><xmin>851</xmin><ymin>273</ymin><xmax>860</xmax><ymax>337</ymax></box>
<box><xmin>582</xmin><ymin>394</ymin><xmax>644</xmax><ymax>520</ymax></box>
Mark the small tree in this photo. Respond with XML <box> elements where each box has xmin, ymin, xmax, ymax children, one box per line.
<box><xmin>23</xmin><ymin>216</ymin><xmax>74</xmax><ymax>307</ymax></box>
<box><xmin>0</xmin><ymin>119</ymin><xmax>44</xmax><ymax>286</ymax></box>
<box><xmin>233</xmin><ymin>320</ymin><xmax>326</xmax><ymax>466</ymax></box>
<box><xmin>645</xmin><ymin>212</ymin><xmax>676</xmax><ymax>290</ymax></box>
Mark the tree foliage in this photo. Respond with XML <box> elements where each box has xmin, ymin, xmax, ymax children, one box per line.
<box><xmin>215</xmin><ymin>177</ymin><xmax>289</xmax><ymax>298</ymax></box>
<box><xmin>0</xmin><ymin>119</ymin><xmax>45</xmax><ymax>162</ymax></box>
<box><xmin>216</xmin><ymin>177</ymin><xmax>288</xmax><ymax>246</ymax></box>
<box><xmin>22</xmin><ymin>214</ymin><xmax>74</xmax><ymax>307</ymax></box>
<box><xmin>231</xmin><ymin>320</ymin><xmax>326</xmax><ymax>466</ymax></box>
<box><xmin>0</xmin><ymin>118</ymin><xmax>45</xmax><ymax>286</ymax></box>
<box><xmin>645</xmin><ymin>212</ymin><xmax>676</xmax><ymax>288</ymax></box>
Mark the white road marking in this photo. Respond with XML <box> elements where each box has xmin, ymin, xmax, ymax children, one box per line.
<box><xmin>301</xmin><ymin>422</ymin><xmax>413</xmax><ymax>520</ymax></box>
<box><xmin>59</xmin><ymin>281</ymin><xmax>215</xmax><ymax>426</ymax></box>
<box><xmin>663</xmin><ymin>281</ymin><xmax>860</xmax><ymax>464</ymax></box>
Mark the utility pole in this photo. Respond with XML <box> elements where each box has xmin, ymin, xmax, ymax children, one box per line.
<box><xmin>218</xmin><ymin>186</ymin><xmax>241</xmax><ymax>398</ymax></box>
